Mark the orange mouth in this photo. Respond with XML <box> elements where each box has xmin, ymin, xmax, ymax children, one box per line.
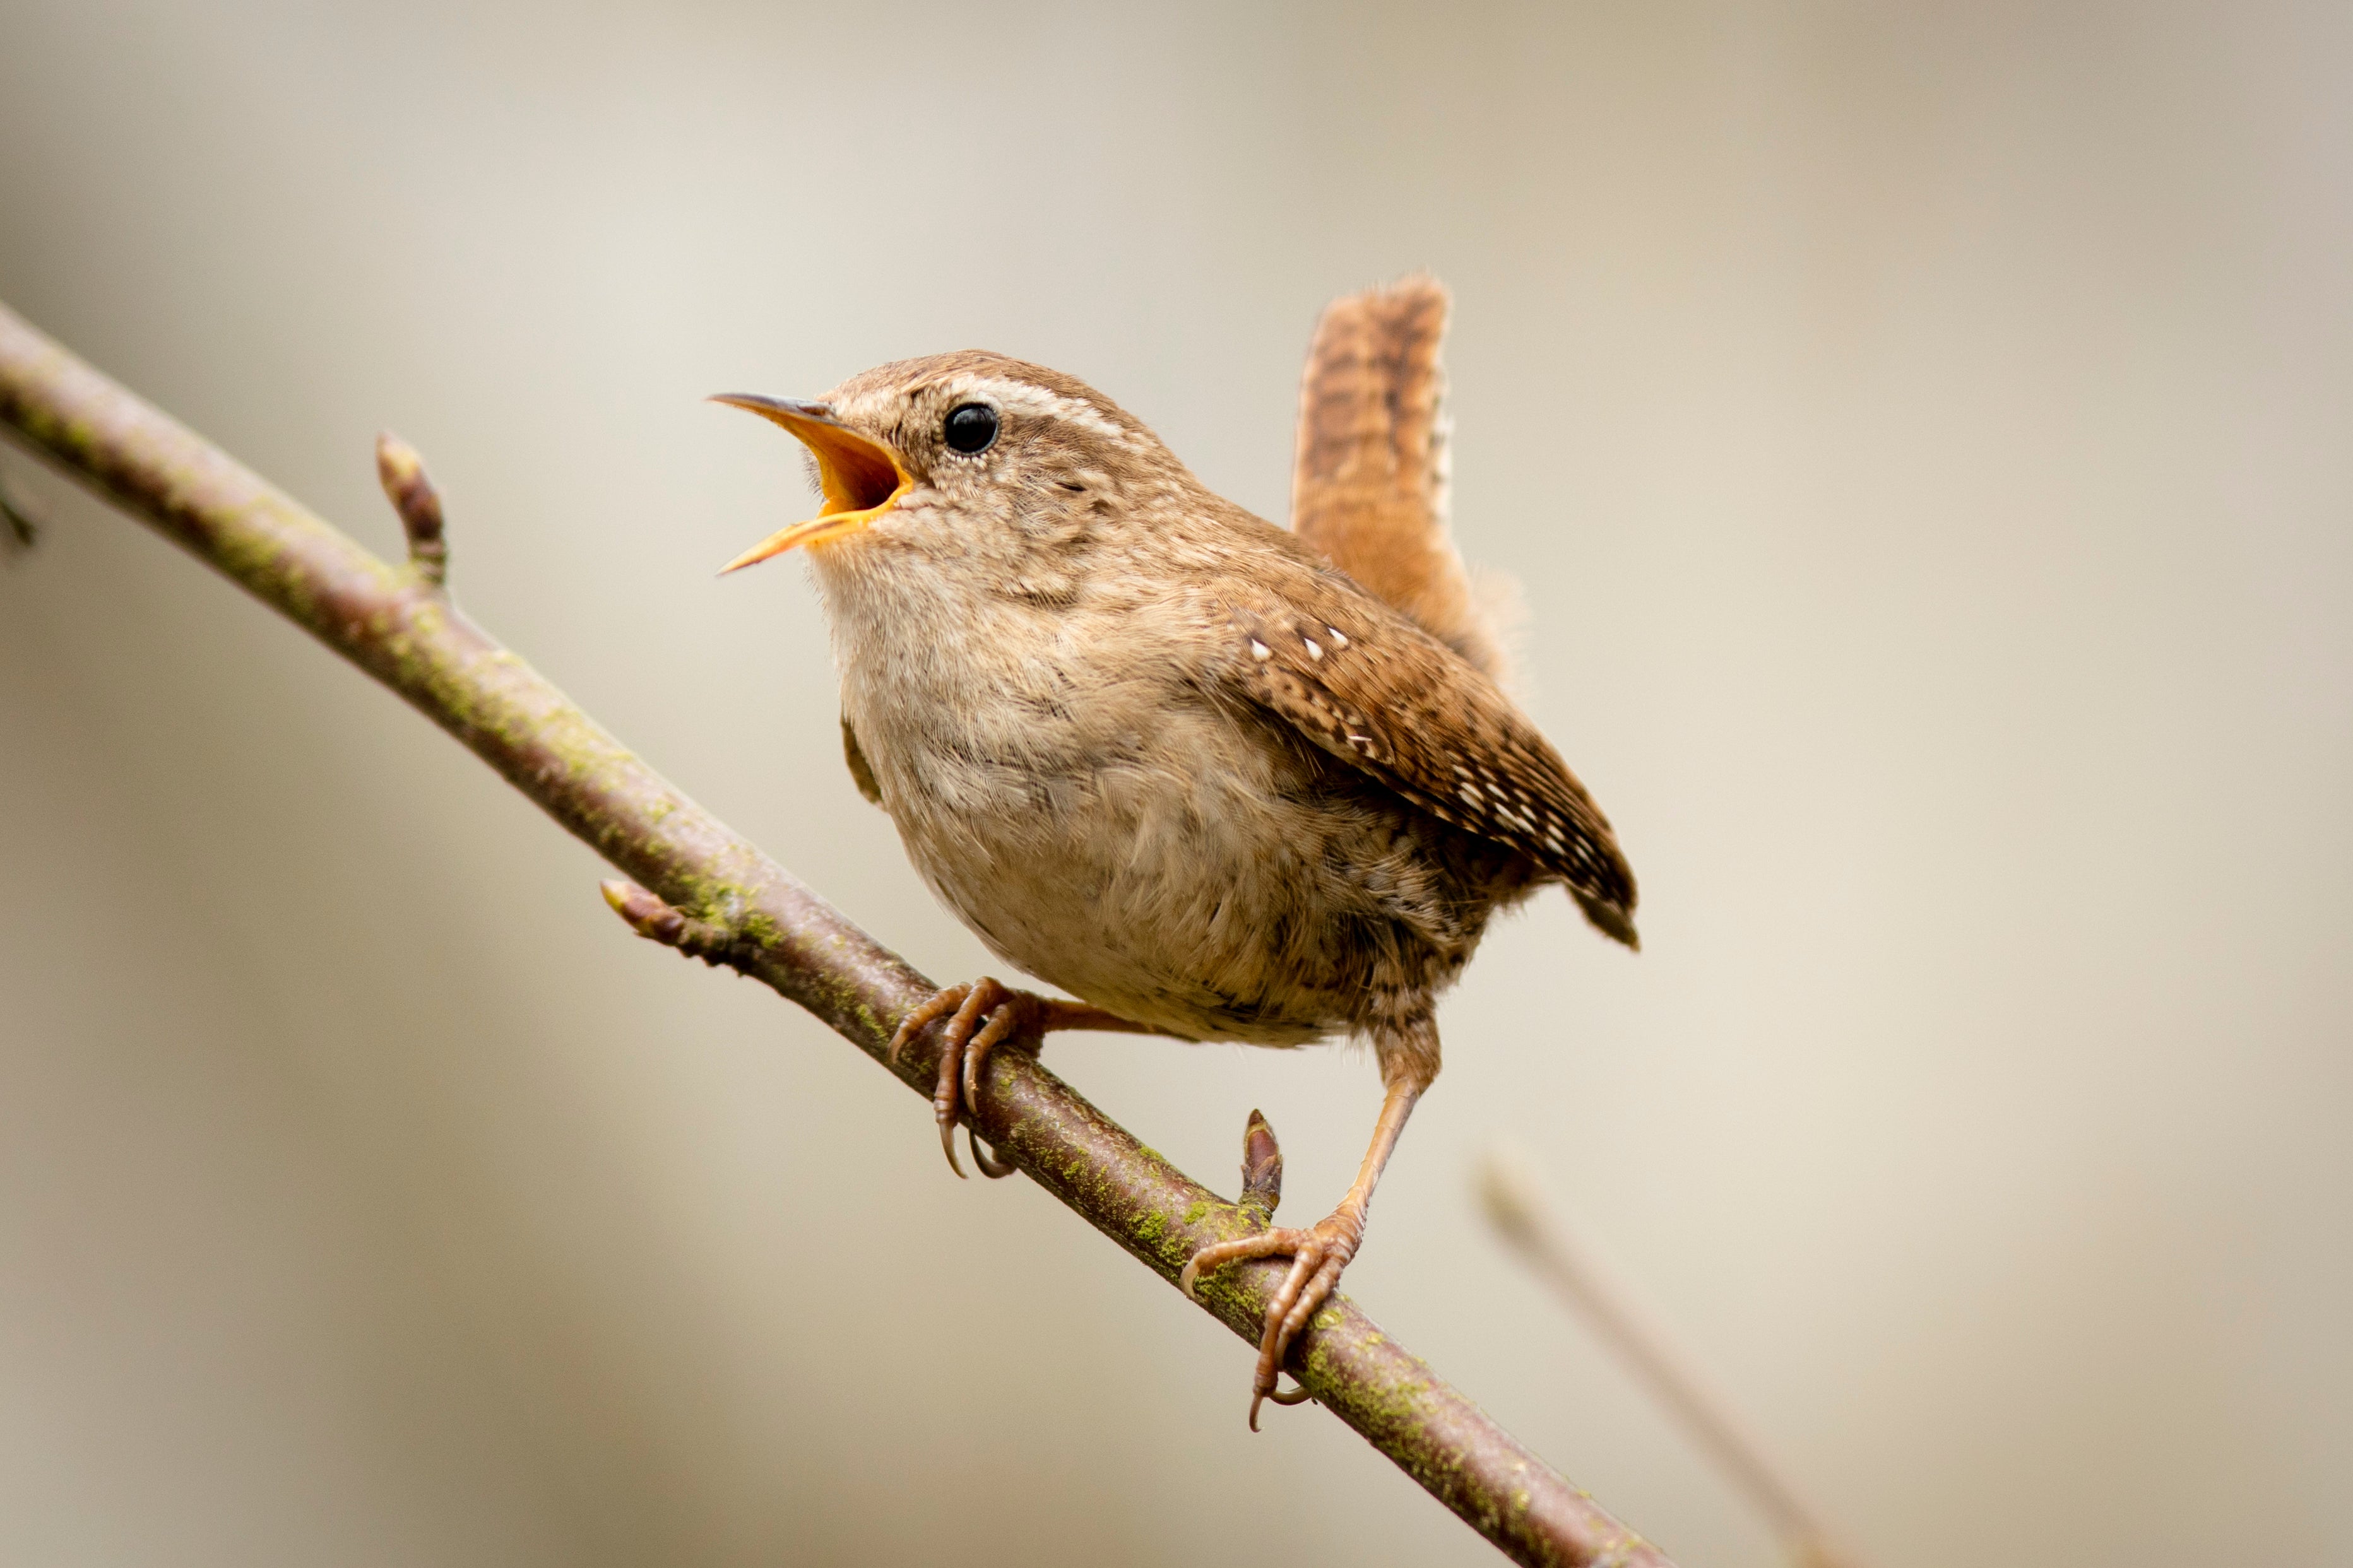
<box><xmin>713</xmin><ymin>394</ymin><xmax>912</xmax><ymax>573</ymax></box>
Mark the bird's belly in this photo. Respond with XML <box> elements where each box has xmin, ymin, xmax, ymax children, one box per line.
<box><xmin>858</xmin><ymin>699</ymin><xmax>1408</xmax><ymax>1045</ymax></box>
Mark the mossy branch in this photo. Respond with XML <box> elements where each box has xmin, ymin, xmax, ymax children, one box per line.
<box><xmin>0</xmin><ymin>297</ymin><xmax>1671</xmax><ymax>1568</ymax></box>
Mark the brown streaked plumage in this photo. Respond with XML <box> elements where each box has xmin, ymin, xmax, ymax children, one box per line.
<box><xmin>715</xmin><ymin>285</ymin><xmax>1635</xmax><ymax>1425</ymax></box>
<box><xmin>1292</xmin><ymin>274</ymin><xmax>1508</xmax><ymax>682</ymax></box>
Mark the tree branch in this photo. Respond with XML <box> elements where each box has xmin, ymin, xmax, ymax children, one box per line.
<box><xmin>0</xmin><ymin>298</ymin><xmax>1671</xmax><ymax>1568</ymax></box>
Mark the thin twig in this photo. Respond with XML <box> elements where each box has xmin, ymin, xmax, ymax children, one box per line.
<box><xmin>1480</xmin><ymin>1144</ymin><xmax>1858</xmax><ymax>1568</ymax></box>
<box><xmin>0</xmin><ymin>296</ymin><xmax>1672</xmax><ymax>1568</ymax></box>
<box><xmin>1238</xmin><ymin>1106</ymin><xmax>1284</xmax><ymax>1219</ymax></box>
<box><xmin>0</xmin><ymin>461</ymin><xmax>40</xmax><ymax>553</ymax></box>
<box><xmin>374</xmin><ymin>432</ymin><xmax>447</xmax><ymax>586</ymax></box>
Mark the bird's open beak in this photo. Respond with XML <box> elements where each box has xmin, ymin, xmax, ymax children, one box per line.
<box><xmin>713</xmin><ymin>394</ymin><xmax>913</xmax><ymax>573</ymax></box>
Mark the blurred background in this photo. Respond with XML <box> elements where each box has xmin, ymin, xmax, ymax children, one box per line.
<box><xmin>3</xmin><ymin>2</ymin><xmax>2349</xmax><ymax>1564</ymax></box>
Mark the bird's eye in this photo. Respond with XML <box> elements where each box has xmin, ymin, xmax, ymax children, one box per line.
<box><xmin>943</xmin><ymin>403</ymin><xmax>999</xmax><ymax>455</ymax></box>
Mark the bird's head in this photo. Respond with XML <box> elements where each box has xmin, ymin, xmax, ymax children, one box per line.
<box><xmin>714</xmin><ymin>351</ymin><xmax>1180</xmax><ymax>576</ymax></box>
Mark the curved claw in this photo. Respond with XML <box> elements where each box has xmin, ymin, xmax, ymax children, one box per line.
<box><xmin>923</xmin><ymin>982</ymin><xmax>1005</xmax><ymax>1179</ymax></box>
<box><xmin>889</xmin><ymin>982</ymin><xmax>971</xmax><ymax>1066</ymax></box>
<box><xmin>969</xmin><ymin>1129</ymin><xmax>1018</xmax><ymax>1179</ymax></box>
<box><xmin>892</xmin><ymin>977</ymin><xmax>1151</xmax><ymax>1181</ymax></box>
<box><xmin>1182</xmin><ymin>1213</ymin><xmax>1361</xmax><ymax>1429</ymax></box>
<box><xmin>1250</xmin><ymin>1376</ymin><xmax>1314</xmax><ymax>1430</ymax></box>
<box><xmin>961</xmin><ymin>995</ymin><xmax>1023</xmax><ymax>1117</ymax></box>
<box><xmin>936</xmin><ymin>1105</ymin><xmax>964</xmax><ymax>1175</ymax></box>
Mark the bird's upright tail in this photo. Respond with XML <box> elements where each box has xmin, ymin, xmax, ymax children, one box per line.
<box><xmin>1290</xmin><ymin>274</ymin><xmax>1511</xmax><ymax>685</ymax></box>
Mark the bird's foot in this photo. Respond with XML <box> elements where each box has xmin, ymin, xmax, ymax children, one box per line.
<box><xmin>887</xmin><ymin>977</ymin><xmax>1145</xmax><ymax>1179</ymax></box>
<box><xmin>1181</xmin><ymin>1205</ymin><xmax>1365</xmax><ymax>1429</ymax></box>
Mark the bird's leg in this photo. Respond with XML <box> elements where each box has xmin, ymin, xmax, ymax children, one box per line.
<box><xmin>1181</xmin><ymin>1049</ymin><xmax>1434</xmax><ymax>1429</ymax></box>
<box><xmin>887</xmin><ymin>977</ymin><xmax>1163</xmax><ymax>1179</ymax></box>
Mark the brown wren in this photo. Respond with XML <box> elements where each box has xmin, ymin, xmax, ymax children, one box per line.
<box><xmin>716</xmin><ymin>277</ymin><xmax>1636</xmax><ymax>1427</ymax></box>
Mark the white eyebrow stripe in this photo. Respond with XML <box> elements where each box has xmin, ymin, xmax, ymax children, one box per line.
<box><xmin>953</xmin><ymin>377</ymin><xmax>1142</xmax><ymax>447</ymax></box>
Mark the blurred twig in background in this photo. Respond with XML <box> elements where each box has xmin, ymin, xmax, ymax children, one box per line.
<box><xmin>0</xmin><ymin>296</ymin><xmax>1676</xmax><ymax>1568</ymax></box>
<box><xmin>1480</xmin><ymin>1143</ymin><xmax>1861</xmax><ymax>1568</ymax></box>
<box><xmin>0</xmin><ymin>462</ymin><xmax>41</xmax><ymax>554</ymax></box>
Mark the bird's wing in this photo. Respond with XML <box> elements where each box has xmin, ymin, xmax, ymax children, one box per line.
<box><xmin>841</xmin><ymin>714</ymin><xmax>883</xmax><ymax>806</ymax></box>
<box><xmin>1214</xmin><ymin>575</ymin><xmax>1637</xmax><ymax>947</ymax></box>
<box><xmin>1290</xmin><ymin>275</ymin><xmax>1509</xmax><ymax>683</ymax></box>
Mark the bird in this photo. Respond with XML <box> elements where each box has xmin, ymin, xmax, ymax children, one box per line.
<box><xmin>714</xmin><ymin>276</ymin><xmax>1636</xmax><ymax>1427</ymax></box>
